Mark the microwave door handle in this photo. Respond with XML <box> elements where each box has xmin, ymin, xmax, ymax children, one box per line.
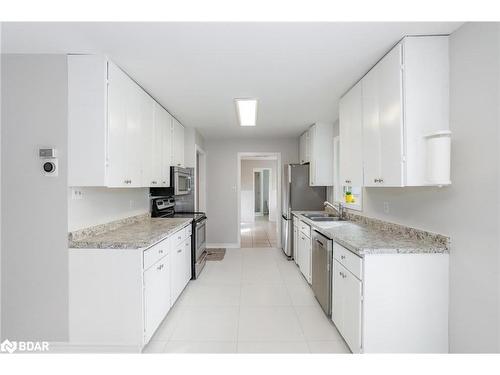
<box><xmin>188</xmin><ymin>176</ymin><xmax>192</xmax><ymax>191</ymax></box>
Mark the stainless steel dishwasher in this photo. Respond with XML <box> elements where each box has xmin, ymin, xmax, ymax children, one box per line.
<box><xmin>311</xmin><ymin>229</ymin><xmax>333</xmax><ymax>316</ymax></box>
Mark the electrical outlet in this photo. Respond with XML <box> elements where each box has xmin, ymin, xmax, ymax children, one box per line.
<box><xmin>71</xmin><ymin>188</ymin><xmax>84</xmax><ymax>200</ymax></box>
<box><xmin>383</xmin><ymin>201</ymin><xmax>390</xmax><ymax>214</ymax></box>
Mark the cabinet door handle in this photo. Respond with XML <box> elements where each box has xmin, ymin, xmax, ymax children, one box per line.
<box><xmin>340</xmin><ymin>255</ymin><xmax>346</xmax><ymax>260</ymax></box>
<box><xmin>177</xmin><ymin>249</ymin><xmax>182</xmax><ymax>253</ymax></box>
<box><xmin>159</xmin><ymin>249</ymin><xmax>164</xmax><ymax>254</ymax></box>
<box><xmin>157</xmin><ymin>264</ymin><xmax>163</xmax><ymax>271</ymax></box>
<box><xmin>162</xmin><ymin>181</ymin><xmax>166</xmax><ymax>184</ymax></box>
<box><xmin>315</xmin><ymin>239</ymin><xmax>324</xmax><ymax>247</ymax></box>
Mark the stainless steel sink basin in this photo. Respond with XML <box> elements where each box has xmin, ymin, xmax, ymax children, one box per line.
<box><xmin>303</xmin><ymin>213</ymin><xmax>337</xmax><ymax>219</ymax></box>
<box><xmin>309</xmin><ymin>216</ymin><xmax>341</xmax><ymax>222</ymax></box>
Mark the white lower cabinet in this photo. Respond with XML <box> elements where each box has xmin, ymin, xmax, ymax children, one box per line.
<box><xmin>144</xmin><ymin>254</ymin><xmax>171</xmax><ymax>343</ymax></box>
<box><xmin>297</xmin><ymin>219</ymin><xmax>312</xmax><ymax>284</ymax></box>
<box><xmin>171</xmin><ymin>236</ymin><xmax>192</xmax><ymax>304</ymax></box>
<box><xmin>293</xmin><ymin>223</ymin><xmax>299</xmax><ymax>265</ymax></box>
<box><xmin>69</xmin><ymin>224</ymin><xmax>192</xmax><ymax>351</ymax></box>
<box><xmin>332</xmin><ymin>260</ymin><xmax>362</xmax><ymax>353</ymax></box>
<box><xmin>331</xmin><ymin>241</ymin><xmax>449</xmax><ymax>353</ymax></box>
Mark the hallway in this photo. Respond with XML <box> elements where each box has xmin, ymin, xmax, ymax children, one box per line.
<box><xmin>143</xmin><ymin>247</ymin><xmax>348</xmax><ymax>353</ymax></box>
<box><xmin>240</xmin><ymin>216</ymin><xmax>277</xmax><ymax>248</ymax></box>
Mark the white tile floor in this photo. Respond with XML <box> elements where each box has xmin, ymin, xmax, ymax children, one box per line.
<box><xmin>240</xmin><ymin>216</ymin><xmax>277</xmax><ymax>248</ymax></box>
<box><xmin>143</xmin><ymin>247</ymin><xmax>350</xmax><ymax>354</ymax></box>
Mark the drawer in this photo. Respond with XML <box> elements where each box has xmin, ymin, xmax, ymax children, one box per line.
<box><xmin>293</xmin><ymin>216</ymin><xmax>300</xmax><ymax>227</ymax></box>
<box><xmin>173</xmin><ymin>226</ymin><xmax>188</xmax><ymax>246</ymax></box>
<box><xmin>144</xmin><ymin>237</ymin><xmax>169</xmax><ymax>270</ymax></box>
<box><xmin>333</xmin><ymin>242</ymin><xmax>363</xmax><ymax>280</ymax></box>
<box><xmin>299</xmin><ymin>221</ymin><xmax>311</xmax><ymax>238</ymax></box>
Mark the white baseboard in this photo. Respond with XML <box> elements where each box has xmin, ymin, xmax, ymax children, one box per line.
<box><xmin>206</xmin><ymin>243</ymin><xmax>240</xmax><ymax>249</ymax></box>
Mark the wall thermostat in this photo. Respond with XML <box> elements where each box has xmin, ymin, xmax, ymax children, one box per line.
<box><xmin>39</xmin><ymin>147</ymin><xmax>58</xmax><ymax>177</ymax></box>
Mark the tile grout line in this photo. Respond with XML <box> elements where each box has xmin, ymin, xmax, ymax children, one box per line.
<box><xmin>277</xmin><ymin>256</ymin><xmax>311</xmax><ymax>353</ymax></box>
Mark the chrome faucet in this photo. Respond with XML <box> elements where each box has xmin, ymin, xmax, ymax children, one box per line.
<box><xmin>324</xmin><ymin>201</ymin><xmax>344</xmax><ymax>219</ymax></box>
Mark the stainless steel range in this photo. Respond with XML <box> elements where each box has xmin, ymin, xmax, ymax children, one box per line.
<box><xmin>151</xmin><ymin>196</ymin><xmax>207</xmax><ymax>279</ymax></box>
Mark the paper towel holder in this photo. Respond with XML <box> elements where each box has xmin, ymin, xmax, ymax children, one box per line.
<box><xmin>423</xmin><ymin>130</ymin><xmax>451</xmax><ymax>187</ymax></box>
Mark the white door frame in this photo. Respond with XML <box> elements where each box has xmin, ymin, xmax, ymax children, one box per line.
<box><xmin>194</xmin><ymin>144</ymin><xmax>206</xmax><ymax>212</ymax></box>
<box><xmin>252</xmin><ymin>167</ymin><xmax>272</xmax><ymax>217</ymax></box>
<box><xmin>237</xmin><ymin>152</ymin><xmax>281</xmax><ymax>248</ymax></box>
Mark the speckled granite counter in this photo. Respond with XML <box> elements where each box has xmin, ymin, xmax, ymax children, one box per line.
<box><xmin>293</xmin><ymin>211</ymin><xmax>449</xmax><ymax>257</ymax></box>
<box><xmin>69</xmin><ymin>215</ymin><xmax>192</xmax><ymax>250</ymax></box>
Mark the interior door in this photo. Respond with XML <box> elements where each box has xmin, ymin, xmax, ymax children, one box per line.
<box><xmin>254</xmin><ymin>171</ymin><xmax>262</xmax><ymax>215</ymax></box>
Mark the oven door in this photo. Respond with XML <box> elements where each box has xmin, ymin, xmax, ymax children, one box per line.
<box><xmin>195</xmin><ymin>218</ymin><xmax>207</xmax><ymax>260</ymax></box>
<box><xmin>174</xmin><ymin>171</ymin><xmax>192</xmax><ymax>195</ymax></box>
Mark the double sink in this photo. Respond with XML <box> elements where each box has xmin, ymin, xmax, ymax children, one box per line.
<box><xmin>302</xmin><ymin>213</ymin><xmax>342</xmax><ymax>222</ymax></box>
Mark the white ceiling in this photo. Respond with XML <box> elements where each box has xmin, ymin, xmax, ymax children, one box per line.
<box><xmin>2</xmin><ymin>22</ymin><xmax>462</xmax><ymax>139</ymax></box>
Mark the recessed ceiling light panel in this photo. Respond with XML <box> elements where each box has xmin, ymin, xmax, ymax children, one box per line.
<box><xmin>235</xmin><ymin>98</ymin><xmax>258</xmax><ymax>127</ymax></box>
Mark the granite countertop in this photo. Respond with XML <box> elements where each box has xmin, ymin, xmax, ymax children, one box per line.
<box><xmin>293</xmin><ymin>211</ymin><xmax>449</xmax><ymax>257</ymax></box>
<box><xmin>69</xmin><ymin>217</ymin><xmax>192</xmax><ymax>250</ymax></box>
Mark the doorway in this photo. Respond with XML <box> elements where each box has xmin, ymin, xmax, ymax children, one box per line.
<box><xmin>253</xmin><ymin>168</ymin><xmax>271</xmax><ymax>217</ymax></box>
<box><xmin>238</xmin><ymin>153</ymin><xmax>280</xmax><ymax>248</ymax></box>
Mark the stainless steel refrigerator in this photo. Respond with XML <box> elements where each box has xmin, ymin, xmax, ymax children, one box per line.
<box><xmin>281</xmin><ymin>164</ymin><xmax>326</xmax><ymax>257</ymax></box>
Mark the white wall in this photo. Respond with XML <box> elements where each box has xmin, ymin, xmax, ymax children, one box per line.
<box><xmin>184</xmin><ymin>125</ymin><xmax>206</xmax><ymax>168</ymax></box>
<box><xmin>68</xmin><ymin>187</ymin><xmax>150</xmax><ymax>232</ymax></box>
<box><xmin>205</xmin><ymin>137</ymin><xmax>298</xmax><ymax>245</ymax></box>
<box><xmin>1</xmin><ymin>54</ymin><xmax>69</xmax><ymax>341</ymax></box>
<box><xmin>344</xmin><ymin>23</ymin><xmax>500</xmax><ymax>353</ymax></box>
<box><xmin>240</xmin><ymin>159</ymin><xmax>278</xmax><ymax>222</ymax></box>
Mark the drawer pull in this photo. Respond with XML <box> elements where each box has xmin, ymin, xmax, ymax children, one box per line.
<box><xmin>157</xmin><ymin>264</ymin><xmax>164</xmax><ymax>271</ymax></box>
<box><xmin>159</xmin><ymin>249</ymin><xmax>164</xmax><ymax>254</ymax></box>
<box><xmin>340</xmin><ymin>255</ymin><xmax>346</xmax><ymax>260</ymax></box>
<box><xmin>177</xmin><ymin>249</ymin><xmax>182</xmax><ymax>253</ymax></box>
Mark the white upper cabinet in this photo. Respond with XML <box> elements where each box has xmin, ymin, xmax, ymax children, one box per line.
<box><xmin>158</xmin><ymin>104</ymin><xmax>173</xmax><ymax>187</ymax></box>
<box><xmin>172</xmin><ymin>118</ymin><xmax>185</xmax><ymax>167</ymax></box>
<box><xmin>339</xmin><ymin>81</ymin><xmax>364</xmax><ymax>187</ymax></box>
<box><xmin>362</xmin><ymin>43</ymin><xmax>404</xmax><ymax>187</ymax></box>
<box><xmin>339</xmin><ymin>35</ymin><xmax>450</xmax><ymax>188</ymax></box>
<box><xmin>299</xmin><ymin>130</ymin><xmax>310</xmax><ymax>164</ymax></box>
<box><xmin>308</xmin><ymin>122</ymin><xmax>334</xmax><ymax>186</ymax></box>
<box><xmin>147</xmin><ymin>102</ymin><xmax>172</xmax><ymax>187</ymax></box>
<box><xmin>68</xmin><ymin>55</ymin><xmax>185</xmax><ymax>187</ymax></box>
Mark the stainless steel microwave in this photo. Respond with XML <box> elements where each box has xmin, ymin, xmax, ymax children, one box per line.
<box><xmin>171</xmin><ymin>166</ymin><xmax>192</xmax><ymax>195</ymax></box>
